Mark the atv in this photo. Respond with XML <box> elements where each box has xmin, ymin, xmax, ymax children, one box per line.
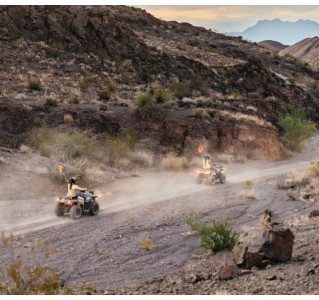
<box><xmin>54</xmin><ymin>190</ymin><xmax>100</xmax><ymax>220</ymax></box>
<box><xmin>196</xmin><ymin>165</ymin><xmax>226</xmax><ymax>185</ymax></box>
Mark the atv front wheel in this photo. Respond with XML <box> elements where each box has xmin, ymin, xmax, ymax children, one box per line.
<box><xmin>70</xmin><ymin>205</ymin><xmax>82</xmax><ymax>219</ymax></box>
<box><xmin>89</xmin><ymin>202</ymin><xmax>100</xmax><ymax>216</ymax></box>
<box><xmin>55</xmin><ymin>204</ymin><xmax>64</xmax><ymax>217</ymax></box>
<box><xmin>220</xmin><ymin>175</ymin><xmax>226</xmax><ymax>184</ymax></box>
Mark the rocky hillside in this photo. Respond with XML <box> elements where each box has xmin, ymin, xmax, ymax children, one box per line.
<box><xmin>280</xmin><ymin>37</ymin><xmax>319</xmax><ymax>70</ymax></box>
<box><xmin>1</xmin><ymin>6</ymin><xmax>319</xmax><ymax>159</ymax></box>
<box><xmin>258</xmin><ymin>40</ymin><xmax>288</xmax><ymax>52</ymax></box>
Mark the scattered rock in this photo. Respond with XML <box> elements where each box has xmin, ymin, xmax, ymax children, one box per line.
<box><xmin>233</xmin><ymin>210</ymin><xmax>294</xmax><ymax>269</ymax></box>
<box><xmin>309</xmin><ymin>210</ymin><xmax>319</xmax><ymax>218</ymax></box>
<box><xmin>218</xmin><ymin>265</ymin><xmax>240</xmax><ymax>280</ymax></box>
<box><xmin>266</xmin><ymin>275</ymin><xmax>277</xmax><ymax>281</ymax></box>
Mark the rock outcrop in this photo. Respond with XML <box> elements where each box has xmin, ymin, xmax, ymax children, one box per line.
<box><xmin>232</xmin><ymin>210</ymin><xmax>294</xmax><ymax>269</ymax></box>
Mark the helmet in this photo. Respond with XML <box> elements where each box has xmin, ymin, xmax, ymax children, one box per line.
<box><xmin>204</xmin><ymin>154</ymin><xmax>210</xmax><ymax>160</ymax></box>
<box><xmin>69</xmin><ymin>177</ymin><xmax>76</xmax><ymax>184</ymax></box>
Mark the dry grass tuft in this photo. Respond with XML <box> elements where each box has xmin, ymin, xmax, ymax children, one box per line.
<box><xmin>130</xmin><ymin>151</ymin><xmax>153</xmax><ymax>168</ymax></box>
<box><xmin>63</xmin><ymin>114</ymin><xmax>74</xmax><ymax>124</ymax></box>
<box><xmin>161</xmin><ymin>152</ymin><xmax>188</xmax><ymax>171</ymax></box>
<box><xmin>140</xmin><ymin>238</ymin><xmax>153</xmax><ymax>250</ymax></box>
<box><xmin>19</xmin><ymin>144</ymin><xmax>32</xmax><ymax>154</ymax></box>
<box><xmin>217</xmin><ymin>154</ymin><xmax>232</xmax><ymax>164</ymax></box>
<box><xmin>239</xmin><ymin>189</ymin><xmax>257</xmax><ymax>200</ymax></box>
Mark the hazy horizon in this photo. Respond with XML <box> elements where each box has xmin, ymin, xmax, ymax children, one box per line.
<box><xmin>136</xmin><ymin>5</ymin><xmax>319</xmax><ymax>32</ymax></box>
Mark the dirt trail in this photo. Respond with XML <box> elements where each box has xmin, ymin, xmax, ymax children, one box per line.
<box><xmin>1</xmin><ymin>134</ymin><xmax>319</xmax><ymax>291</ymax></box>
<box><xmin>1</xmin><ymin>133</ymin><xmax>319</xmax><ymax>234</ymax></box>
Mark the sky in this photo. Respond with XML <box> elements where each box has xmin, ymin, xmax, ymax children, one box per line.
<box><xmin>135</xmin><ymin>5</ymin><xmax>319</xmax><ymax>32</ymax></box>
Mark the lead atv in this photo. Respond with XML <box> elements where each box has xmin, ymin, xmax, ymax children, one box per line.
<box><xmin>54</xmin><ymin>191</ymin><xmax>100</xmax><ymax>219</ymax></box>
<box><xmin>196</xmin><ymin>165</ymin><xmax>226</xmax><ymax>185</ymax></box>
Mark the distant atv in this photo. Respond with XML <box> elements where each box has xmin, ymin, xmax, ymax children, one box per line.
<box><xmin>54</xmin><ymin>191</ymin><xmax>100</xmax><ymax>220</ymax></box>
<box><xmin>196</xmin><ymin>165</ymin><xmax>226</xmax><ymax>185</ymax></box>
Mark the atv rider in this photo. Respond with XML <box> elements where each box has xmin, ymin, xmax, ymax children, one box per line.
<box><xmin>203</xmin><ymin>154</ymin><xmax>212</xmax><ymax>170</ymax></box>
<box><xmin>67</xmin><ymin>177</ymin><xmax>87</xmax><ymax>204</ymax></box>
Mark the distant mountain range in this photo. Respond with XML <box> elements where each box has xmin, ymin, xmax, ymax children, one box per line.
<box><xmin>228</xmin><ymin>18</ymin><xmax>319</xmax><ymax>45</ymax></box>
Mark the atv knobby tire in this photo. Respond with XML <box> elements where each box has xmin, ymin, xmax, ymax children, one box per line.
<box><xmin>89</xmin><ymin>202</ymin><xmax>100</xmax><ymax>216</ymax></box>
<box><xmin>70</xmin><ymin>205</ymin><xmax>82</xmax><ymax>219</ymax></box>
<box><xmin>55</xmin><ymin>204</ymin><xmax>64</xmax><ymax>217</ymax></box>
<box><xmin>220</xmin><ymin>175</ymin><xmax>226</xmax><ymax>184</ymax></box>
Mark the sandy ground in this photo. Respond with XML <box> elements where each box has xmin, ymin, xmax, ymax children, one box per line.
<box><xmin>1</xmin><ymin>133</ymin><xmax>319</xmax><ymax>292</ymax></box>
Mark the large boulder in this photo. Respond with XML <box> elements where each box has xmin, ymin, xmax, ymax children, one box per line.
<box><xmin>232</xmin><ymin>210</ymin><xmax>294</xmax><ymax>269</ymax></box>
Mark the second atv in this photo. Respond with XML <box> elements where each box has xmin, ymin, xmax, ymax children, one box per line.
<box><xmin>54</xmin><ymin>191</ymin><xmax>100</xmax><ymax>219</ymax></box>
<box><xmin>196</xmin><ymin>164</ymin><xmax>226</xmax><ymax>185</ymax></box>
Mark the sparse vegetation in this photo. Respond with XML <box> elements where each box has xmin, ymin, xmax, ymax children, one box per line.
<box><xmin>68</xmin><ymin>94</ymin><xmax>80</xmax><ymax>104</ymax></box>
<box><xmin>28</xmin><ymin>78</ymin><xmax>42</xmax><ymax>91</ymax></box>
<box><xmin>161</xmin><ymin>152</ymin><xmax>188</xmax><ymax>171</ymax></box>
<box><xmin>45</xmin><ymin>98</ymin><xmax>58</xmax><ymax>107</ymax></box>
<box><xmin>79</xmin><ymin>76</ymin><xmax>93</xmax><ymax>91</ymax></box>
<box><xmin>245</xmin><ymin>180</ymin><xmax>253</xmax><ymax>189</ymax></box>
<box><xmin>140</xmin><ymin>238</ymin><xmax>153</xmax><ymax>250</ymax></box>
<box><xmin>0</xmin><ymin>232</ymin><xmax>71</xmax><ymax>295</ymax></box>
<box><xmin>279</xmin><ymin>105</ymin><xmax>316</xmax><ymax>152</ymax></box>
<box><xmin>63</xmin><ymin>114</ymin><xmax>74</xmax><ymax>124</ymax></box>
<box><xmin>186</xmin><ymin>218</ymin><xmax>238</xmax><ymax>252</ymax></box>
<box><xmin>98</xmin><ymin>89</ymin><xmax>111</xmax><ymax>101</ymax></box>
<box><xmin>130</xmin><ymin>151</ymin><xmax>153</xmax><ymax>168</ymax></box>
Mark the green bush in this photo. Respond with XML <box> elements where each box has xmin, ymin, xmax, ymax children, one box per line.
<box><xmin>135</xmin><ymin>90</ymin><xmax>153</xmax><ymax>108</ymax></box>
<box><xmin>186</xmin><ymin>218</ymin><xmax>238</xmax><ymax>252</ymax></box>
<box><xmin>245</xmin><ymin>180</ymin><xmax>253</xmax><ymax>189</ymax></box>
<box><xmin>279</xmin><ymin>105</ymin><xmax>316</xmax><ymax>152</ymax></box>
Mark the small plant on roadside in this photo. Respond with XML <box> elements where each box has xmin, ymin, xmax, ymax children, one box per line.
<box><xmin>245</xmin><ymin>180</ymin><xmax>253</xmax><ymax>189</ymax></box>
<box><xmin>186</xmin><ymin>218</ymin><xmax>238</xmax><ymax>252</ymax></box>
<box><xmin>140</xmin><ymin>238</ymin><xmax>153</xmax><ymax>250</ymax></box>
<box><xmin>99</xmin><ymin>103</ymin><xmax>108</xmax><ymax>111</ymax></box>
<box><xmin>79</xmin><ymin>76</ymin><xmax>93</xmax><ymax>91</ymax></box>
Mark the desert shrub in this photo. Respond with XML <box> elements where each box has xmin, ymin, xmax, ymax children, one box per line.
<box><xmin>31</xmin><ymin>128</ymin><xmax>96</xmax><ymax>162</ymax></box>
<box><xmin>140</xmin><ymin>238</ymin><xmax>153</xmax><ymax>250</ymax></box>
<box><xmin>28</xmin><ymin>78</ymin><xmax>42</xmax><ymax>91</ymax></box>
<box><xmin>135</xmin><ymin>90</ymin><xmax>153</xmax><ymax>108</ymax></box>
<box><xmin>130</xmin><ymin>151</ymin><xmax>153</xmax><ymax>168</ymax></box>
<box><xmin>306</xmin><ymin>161</ymin><xmax>319</xmax><ymax>177</ymax></box>
<box><xmin>186</xmin><ymin>218</ymin><xmax>238</xmax><ymax>252</ymax></box>
<box><xmin>0</xmin><ymin>232</ymin><xmax>72</xmax><ymax>295</ymax></box>
<box><xmin>45</xmin><ymin>98</ymin><xmax>58</xmax><ymax>107</ymax></box>
<box><xmin>279</xmin><ymin>105</ymin><xmax>316</xmax><ymax>152</ymax></box>
<box><xmin>194</xmin><ymin>108</ymin><xmax>205</xmax><ymax>119</ymax></box>
<box><xmin>161</xmin><ymin>152</ymin><xmax>188</xmax><ymax>171</ymax></box>
<box><xmin>99</xmin><ymin>104</ymin><xmax>108</xmax><ymax>111</ymax></box>
<box><xmin>63</xmin><ymin>114</ymin><xmax>74</xmax><ymax>124</ymax></box>
<box><xmin>68</xmin><ymin>94</ymin><xmax>80</xmax><ymax>104</ymax></box>
<box><xmin>0</xmin><ymin>156</ymin><xmax>6</xmax><ymax>164</ymax></box>
<box><xmin>245</xmin><ymin>180</ymin><xmax>253</xmax><ymax>189</ymax></box>
<box><xmin>98</xmin><ymin>89</ymin><xmax>111</xmax><ymax>101</ymax></box>
<box><xmin>79</xmin><ymin>76</ymin><xmax>93</xmax><ymax>91</ymax></box>
<box><xmin>154</xmin><ymin>88</ymin><xmax>171</xmax><ymax>104</ymax></box>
